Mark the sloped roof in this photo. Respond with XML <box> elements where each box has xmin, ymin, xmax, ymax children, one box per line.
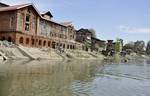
<box><xmin>0</xmin><ymin>2</ymin><xmax>9</xmax><ymax>7</ymax></box>
<box><xmin>60</xmin><ymin>22</ymin><xmax>73</xmax><ymax>26</ymax></box>
<box><xmin>91</xmin><ymin>37</ymin><xmax>106</xmax><ymax>42</ymax></box>
<box><xmin>41</xmin><ymin>17</ymin><xmax>68</xmax><ymax>27</ymax></box>
<box><xmin>41</xmin><ymin>11</ymin><xmax>53</xmax><ymax>18</ymax></box>
<box><xmin>77</xmin><ymin>28</ymin><xmax>92</xmax><ymax>34</ymax></box>
<box><xmin>0</xmin><ymin>3</ymin><xmax>41</xmax><ymax>16</ymax></box>
<box><xmin>0</xmin><ymin>3</ymin><xmax>70</xmax><ymax>28</ymax></box>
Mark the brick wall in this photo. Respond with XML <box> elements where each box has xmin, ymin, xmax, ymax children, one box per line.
<box><xmin>0</xmin><ymin>11</ymin><xmax>17</xmax><ymax>32</ymax></box>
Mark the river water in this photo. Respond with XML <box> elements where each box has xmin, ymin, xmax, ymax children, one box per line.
<box><xmin>0</xmin><ymin>59</ymin><xmax>150</xmax><ymax>96</ymax></box>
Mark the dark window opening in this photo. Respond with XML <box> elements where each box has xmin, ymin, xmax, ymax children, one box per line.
<box><xmin>63</xmin><ymin>44</ymin><xmax>65</xmax><ymax>48</ymax></box>
<box><xmin>19</xmin><ymin>37</ymin><xmax>24</xmax><ymax>44</ymax></box>
<box><xmin>2</xmin><ymin>37</ymin><xmax>6</xmax><ymax>41</ymax></box>
<box><xmin>39</xmin><ymin>40</ymin><xmax>42</xmax><ymax>45</ymax></box>
<box><xmin>26</xmin><ymin>15</ymin><xmax>30</xmax><ymax>22</ymax></box>
<box><xmin>67</xmin><ymin>45</ymin><xmax>69</xmax><ymax>49</ymax></box>
<box><xmin>52</xmin><ymin>42</ymin><xmax>56</xmax><ymax>49</ymax></box>
<box><xmin>32</xmin><ymin>39</ymin><xmax>35</xmax><ymax>45</ymax></box>
<box><xmin>73</xmin><ymin>45</ymin><xmax>75</xmax><ymax>49</ymax></box>
<box><xmin>70</xmin><ymin>45</ymin><xmax>72</xmax><ymax>49</ymax></box>
<box><xmin>8</xmin><ymin>37</ymin><xmax>12</xmax><ymax>42</ymax></box>
<box><xmin>26</xmin><ymin>38</ymin><xmax>29</xmax><ymax>44</ymax></box>
<box><xmin>43</xmin><ymin>41</ymin><xmax>46</xmax><ymax>46</ymax></box>
<box><xmin>48</xmin><ymin>41</ymin><xmax>51</xmax><ymax>47</ymax></box>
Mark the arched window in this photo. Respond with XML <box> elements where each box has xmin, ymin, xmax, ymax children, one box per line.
<box><xmin>32</xmin><ymin>39</ymin><xmax>35</xmax><ymax>45</ymax></box>
<box><xmin>39</xmin><ymin>40</ymin><xmax>42</xmax><ymax>45</ymax></box>
<box><xmin>48</xmin><ymin>41</ymin><xmax>51</xmax><ymax>47</ymax></box>
<box><xmin>19</xmin><ymin>37</ymin><xmax>24</xmax><ymax>44</ymax></box>
<box><xmin>63</xmin><ymin>44</ymin><xmax>65</xmax><ymax>48</ymax></box>
<box><xmin>70</xmin><ymin>45</ymin><xmax>72</xmax><ymax>49</ymax></box>
<box><xmin>2</xmin><ymin>37</ymin><xmax>6</xmax><ymax>41</ymax></box>
<box><xmin>26</xmin><ymin>38</ymin><xmax>29</xmax><ymax>44</ymax></box>
<box><xmin>43</xmin><ymin>41</ymin><xmax>46</xmax><ymax>46</ymax></box>
<box><xmin>8</xmin><ymin>37</ymin><xmax>12</xmax><ymax>42</ymax></box>
<box><xmin>52</xmin><ymin>42</ymin><xmax>56</xmax><ymax>49</ymax></box>
<box><xmin>67</xmin><ymin>45</ymin><xmax>69</xmax><ymax>49</ymax></box>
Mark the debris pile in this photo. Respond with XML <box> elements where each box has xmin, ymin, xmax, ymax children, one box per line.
<box><xmin>0</xmin><ymin>40</ymin><xmax>16</xmax><ymax>48</ymax></box>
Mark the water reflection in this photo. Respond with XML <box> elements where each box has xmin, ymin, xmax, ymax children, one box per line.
<box><xmin>0</xmin><ymin>60</ymin><xmax>103</xmax><ymax>96</ymax></box>
<box><xmin>0</xmin><ymin>59</ymin><xmax>150</xmax><ymax>96</ymax></box>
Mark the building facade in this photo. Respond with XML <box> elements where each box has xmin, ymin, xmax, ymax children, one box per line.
<box><xmin>76</xmin><ymin>28</ymin><xmax>92</xmax><ymax>51</ymax></box>
<box><xmin>0</xmin><ymin>3</ymin><xmax>79</xmax><ymax>50</ymax></box>
<box><xmin>91</xmin><ymin>37</ymin><xmax>106</xmax><ymax>52</ymax></box>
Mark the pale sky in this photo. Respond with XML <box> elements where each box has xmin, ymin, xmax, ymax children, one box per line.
<box><xmin>1</xmin><ymin>0</ymin><xmax>150</xmax><ymax>43</ymax></box>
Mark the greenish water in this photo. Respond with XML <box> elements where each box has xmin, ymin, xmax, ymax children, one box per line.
<box><xmin>0</xmin><ymin>59</ymin><xmax>150</xmax><ymax>96</ymax></box>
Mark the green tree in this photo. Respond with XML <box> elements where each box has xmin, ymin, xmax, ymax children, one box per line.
<box><xmin>146</xmin><ymin>41</ymin><xmax>150</xmax><ymax>55</ymax></box>
<box><xmin>115</xmin><ymin>38</ymin><xmax>123</xmax><ymax>52</ymax></box>
<box><xmin>115</xmin><ymin>42</ymin><xmax>121</xmax><ymax>52</ymax></box>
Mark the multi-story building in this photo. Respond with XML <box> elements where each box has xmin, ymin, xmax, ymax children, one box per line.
<box><xmin>76</xmin><ymin>28</ymin><xmax>92</xmax><ymax>51</ymax></box>
<box><xmin>91</xmin><ymin>37</ymin><xmax>106</xmax><ymax>52</ymax></box>
<box><xmin>0</xmin><ymin>3</ymin><xmax>78</xmax><ymax>50</ymax></box>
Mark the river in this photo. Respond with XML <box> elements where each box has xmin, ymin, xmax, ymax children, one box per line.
<box><xmin>0</xmin><ymin>59</ymin><xmax>150</xmax><ymax>96</ymax></box>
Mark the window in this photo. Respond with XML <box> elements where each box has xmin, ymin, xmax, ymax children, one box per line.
<box><xmin>19</xmin><ymin>37</ymin><xmax>24</xmax><ymax>44</ymax></box>
<box><xmin>2</xmin><ymin>37</ymin><xmax>6</xmax><ymax>41</ymax></box>
<box><xmin>8</xmin><ymin>37</ymin><xmax>12</xmax><ymax>42</ymax></box>
<box><xmin>63</xmin><ymin>44</ymin><xmax>65</xmax><ymax>48</ymax></box>
<box><xmin>67</xmin><ymin>45</ymin><xmax>69</xmax><ymax>49</ymax></box>
<box><xmin>32</xmin><ymin>17</ymin><xmax>36</xmax><ymax>30</ymax></box>
<box><xmin>48</xmin><ymin>41</ymin><xmax>51</xmax><ymax>47</ymax></box>
<box><xmin>25</xmin><ymin>14</ymin><xmax>30</xmax><ymax>31</ymax></box>
<box><xmin>26</xmin><ymin>38</ymin><xmax>29</xmax><ymax>44</ymax></box>
<box><xmin>25</xmin><ymin>23</ymin><xmax>29</xmax><ymax>31</ymax></box>
<box><xmin>10</xmin><ymin>16</ymin><xmax>14</xmax><ymax>29</ymax></box>
<box><xmin>43</xmin><ymin>41</ymin><xmax>46</xmax><ymax>46</ymax></box>
<box><xmin>40</xmin><ymin>20</ymin><xmax>47</xmax><ymax>35</ymax></box>
<box><xmin>61</xmin><ymin>27</ymin><xmax>66</xmax><ymax>33</ymax></box>
<box><xmin>32</xmin><ymin>39</ymin><xmax>35</xmax><ymax>45</ymax></box>
<box><xmin>39</xmin><ymin>40</ymin><xmax>42</xmax><ymax>45</ymax></box>
<box><xmin>19</xmin><ymin>13</ymin><xmax>24</xmax><ymax>30</ymax></box>
<box><xmin>26</xmin><ymin>15</ymin><xmax>30</xmax><ymax>22</ymax></box>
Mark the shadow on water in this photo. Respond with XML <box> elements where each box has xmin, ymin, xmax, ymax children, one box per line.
<box><xmin>0</xmin><ymin>59</ymin><xmax>150</xmax><ymax>96</ymax></box>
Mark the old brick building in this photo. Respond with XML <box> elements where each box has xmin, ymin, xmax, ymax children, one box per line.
<box><xmin>0</xmin><ymin>3</ymin><xmax>79</xmax><ymax>50</ymax></box>
<box><xmin>76</xmin><ymin>28</ymin><xmax>106</xmax><ymax>52</ymax></box>
<box><xmin>106</xmin><ymin>40</ymin><xmax>115</xmax><ymax>51</ymax></box>
<box><xmin>76</xmin><ymin>28</ymin><xmax>92</xmax><ymax>51</ymax></box>
<box><xmin>91</xmin><ymin>37</ymin><xmax>106</xmax><ymax>52</ymax></box>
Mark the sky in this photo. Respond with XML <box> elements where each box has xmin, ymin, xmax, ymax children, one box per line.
<box><xmin>1</xmin><ymin>0</ymin><xmax>150</xmax><ymax>44</ymax></box>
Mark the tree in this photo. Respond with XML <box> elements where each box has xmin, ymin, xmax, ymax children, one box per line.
<box><xmin>134</xmin><ymin>40</ymin><xmax>145</xmax><ymax>54</ymax></box>
<box><xmin>146</xmin><ymin>41</ymin><xmax>150</xmax><ymax>55</ymax></box>
<box><xmin>115</xmin><ymin>38</ymin><xmax>124</xmax><ymax>52</ymax></box>
<box><xmin>123</xmin><ymin>41</ymin><xmax>135</xmax><ymax>51</ymax></box>
<box><xmin>88</xmin><ymin>28</ymin><xmax>96</xmax><ymax>38</ymax></box>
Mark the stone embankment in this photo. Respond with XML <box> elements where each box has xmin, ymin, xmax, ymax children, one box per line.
<box><xmin>0</xmin><ymin>41</ymin><xmax>105</xmax><ymax>61</ymax></box>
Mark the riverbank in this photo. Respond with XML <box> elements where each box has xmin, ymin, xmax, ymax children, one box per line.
<box><xmin>0</xmin><ymin>45</ymin><xmax>105</xmax><ymax>61</ymax></box>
